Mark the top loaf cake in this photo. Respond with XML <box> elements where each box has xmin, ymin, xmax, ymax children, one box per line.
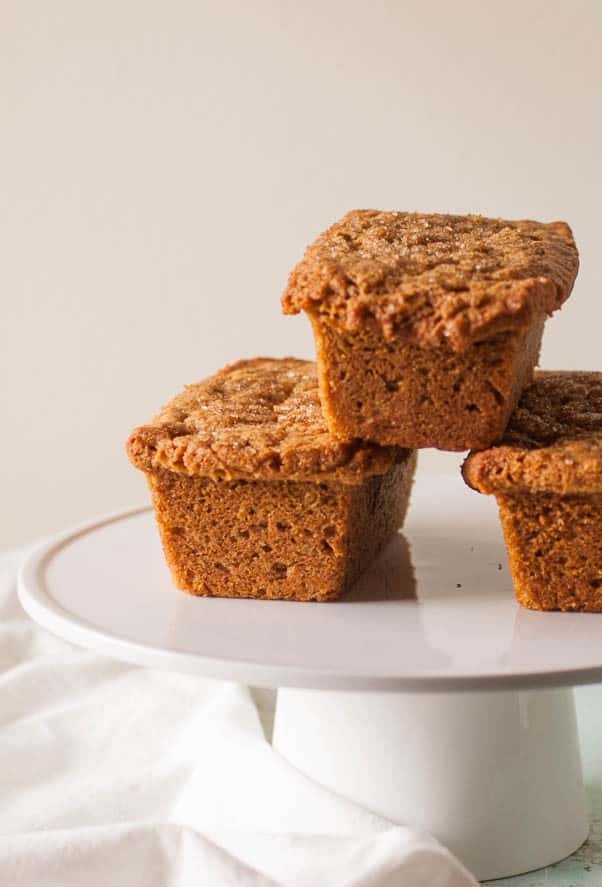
<box><xmin>282</xmin><ymin>210</ymin><xmax>578</xmax><ymax>349</ymax></box>
<box><xmin>282</xmin><ymin>210</ymin><xmax>579</xmax><ymax>450</ymax></box>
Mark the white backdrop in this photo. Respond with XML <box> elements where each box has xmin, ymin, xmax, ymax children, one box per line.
<box><xmin>2</xmin><ymin>0</ymin><xmax>601</xmax><ymax>546</ymax></box>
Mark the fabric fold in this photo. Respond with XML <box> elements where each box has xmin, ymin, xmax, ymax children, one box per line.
<box><xmin>0</xmin><ymin>550</ymin><xmax>477</xmax><ymax>886</ymax></box>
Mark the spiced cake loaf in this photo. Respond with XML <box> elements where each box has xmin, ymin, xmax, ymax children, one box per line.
<box><xmin>463</xmin><ymin>371</ymin><xmax>602</xmax><ymax>611</ymax></box>
<box><xmin>127</xmin><ymin>358</ymin><xmax>416</xmax><ymax>601</ymax></box>
<box><xmin>282</xmin><ymin>210</ymin><xmax>578</xmax><ymax>451</ymax></box>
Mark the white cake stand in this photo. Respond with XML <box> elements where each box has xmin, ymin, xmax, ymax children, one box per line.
<box><xmin>18</xmin><ymin>473</ymin><xmax>601</xmax><ymax>881</ymax></box>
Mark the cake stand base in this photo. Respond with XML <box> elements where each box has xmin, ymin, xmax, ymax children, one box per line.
<box><xmin>273</xmin><ymin>686</ymin><xmax>588</xmax><ymax>881</ymax></box>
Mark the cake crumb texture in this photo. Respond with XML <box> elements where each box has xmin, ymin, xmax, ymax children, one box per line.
<box><xmin>283</xmin><ymin>210</ymin><xmax>578</xmax><ymax>351</ymax></box>
<box><xmin>146</xmin><ymin>457</ymin><xmax>416</xmax><ymax>601</ymax></box>
<box><xmin>497</xmin><ymin>492</ymin><xmax>602</xmax><ymax>611</ymax></box>
<box><xmin>311</xmin><ymin>314</ymin><xmax>543</xmax><ymax>451</ymax></box>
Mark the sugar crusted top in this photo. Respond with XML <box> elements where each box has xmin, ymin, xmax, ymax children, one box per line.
<box><xmin>282</xmin><ymin>210</ymin><xmax>578</xmax><ymax>351</ymax></box>
<box><xmin>463</xmin><ymin>372</ymin><xmax>602</xmax><ymax>495</ymax></box>
<box><xmin>127</xmin><ymin>358</ymin><xmax>404</xmax><ymax>483</ymax></box>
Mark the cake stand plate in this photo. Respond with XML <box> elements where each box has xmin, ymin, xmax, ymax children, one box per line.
<box><xmin>18</xmin><ymin>473</ymin><xmax>599</xmax><ymax>880</ymax></box>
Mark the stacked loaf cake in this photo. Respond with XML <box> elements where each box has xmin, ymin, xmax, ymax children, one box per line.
<box><xmin>128</xmin><ymin>357</ymin><xmax>415</xmax><ymax>601</ymax></box>
<box><xmin>128</xmin><ymin>210</ymin><xmax>601</xmax><ymax>610</ymax></box>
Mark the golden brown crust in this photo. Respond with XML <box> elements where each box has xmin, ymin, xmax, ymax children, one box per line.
<box><xmin>463</xmin><ymin>372</ymin><xmax>602</xmax><ymax>495</ymax></box>
<box><xmin>282</xmin><ymin>210</ymin><xmax>578</xmax><ymax>351</ymax></box>
<box><xmin>127</xmin><ymin>357</ymin><xmax>405</xmax><ymax>484</ymax></box>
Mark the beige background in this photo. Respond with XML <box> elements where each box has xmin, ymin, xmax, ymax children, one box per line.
<box><xmin>2</xmin><ymin>0</ymin><xmax>601</xmax><ymax>547</ymax></box>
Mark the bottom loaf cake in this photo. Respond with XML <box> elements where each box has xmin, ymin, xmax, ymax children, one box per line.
<box><xmin>463</xmin><ymin>371</ymin><xmax>602</xmax><ymax>611</ymax></box>
<box><xmin>495</xmin><ymin>491</ymin><xmax>601</xmax><ymax>611</ymax></box>
<box><xmin>127</xmin><ymin>358</ymin><xmax>416</xmax><ymax>601</ymax></box>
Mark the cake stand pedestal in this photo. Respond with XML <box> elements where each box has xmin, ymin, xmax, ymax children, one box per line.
<box><xmin>18</xmin><ymin>474</ymin><xmax>600</xmax><ymax>881</ymax></box>
<box><xmin>273</xmin><ymin>687</ymin><xmax>585</xmax><ymax>880</ymax></box>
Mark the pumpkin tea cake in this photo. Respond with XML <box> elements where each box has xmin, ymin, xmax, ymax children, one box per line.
<box><xmin>463</xmin><ymin>371</ymin><xmax>602</xmax><ymax>611</ymax></box>
<box><xmin>127</xmin><ymin>358</ymin><xmax>416</xmax><ymax>601</ymax></box>
<box><xmin>282</xmin><ymin>210</ymin><xmax>579</xmax><ymax>451</ymax></box>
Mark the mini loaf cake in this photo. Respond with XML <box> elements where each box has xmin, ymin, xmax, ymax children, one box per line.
<box><xmin>127</xmin><ymin>358</ymin><xmax>416</xmax><ymax>601</ymax></box>
<box><xmin>282</xmin><ymin>210</ymin><xmax>579</xmax><ymax>451</ymax></box>
<box><xmin>463</xmin><ymin>372</ymin><xmax>602</xmax><ymax>611</ymax></box>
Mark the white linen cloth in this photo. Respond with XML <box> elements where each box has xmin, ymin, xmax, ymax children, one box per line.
<box><xmin>0</xmin><ymin>549</ymin><xmax>477</xmax><ymax>887</ymax></box>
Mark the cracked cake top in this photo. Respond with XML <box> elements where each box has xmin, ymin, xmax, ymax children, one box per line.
<box><xmin>127</xmin><ymin>358</ymin><xmax>405</xmax><ymax>483</ymax></box>
<box><xmin>463</xmin><ymin>372</ymin><xmax>602</xmax><ymax>495</ymax></box>
<box><xmin>282</xmin><ymin>210</ymin><xmax>578</xmax><ymax>351</ymax></box>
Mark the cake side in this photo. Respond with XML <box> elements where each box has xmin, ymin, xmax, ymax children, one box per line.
<box><xmin>311</xmin><ymin>315</ymin><xmax>544</xmax><ymax>451</ymax></box>
<box><xmin>463</xmin><ymin>371</ymin><xmax>602</xmax><ymax>495</ymax></box>
<box><xmin>146</xmin><ymin>454</ymin><xmax>416</xmax><ymax>601</ymax></box>
<box><xmin>128</xmin><ymin>357</ymin><xmax>406</xmax><ymax>484</ymax></box>
<box><xmin>497</xmin><ymin>492</ymin><xmax>602</xmax><ymax>612</ymax></box>
<box><xmin>282</xmin><ymin>210</ymin><xmax>578</xmax><ymax>352</ymax></box>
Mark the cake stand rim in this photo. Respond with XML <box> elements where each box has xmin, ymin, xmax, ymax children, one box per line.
<box><xmin>17</xmin><ymin>503</ymin><xmax>602</xmax><ymax>693</ymax></box>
